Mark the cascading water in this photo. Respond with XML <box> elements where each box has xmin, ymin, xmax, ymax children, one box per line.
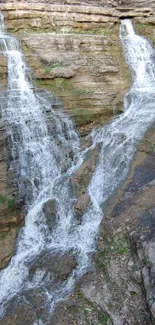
<box><xmin>0</xmin><ymin>14</ymin><xmax>155</xmax><ymax>324</ymax></box>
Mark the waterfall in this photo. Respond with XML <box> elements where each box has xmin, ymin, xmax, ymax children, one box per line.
<box><xmin>0</xmin><ymin>15</ymin><xmax>155</xmax><ymax>324</ymax></box>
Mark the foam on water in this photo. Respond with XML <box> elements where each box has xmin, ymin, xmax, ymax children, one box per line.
<box><xmin>0</xmin><ymin>16</ymin><xmax>155</xmax><ymax>323</ymax></box>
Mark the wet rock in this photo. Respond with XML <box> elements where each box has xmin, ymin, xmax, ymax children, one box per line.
<box><xmin>74</xmin><ymin>193</ymin><xmax>90</xmax><ymax>224</ymax></box>
<box><xmin>0</xmin><ymin>249</ymin><xmax>77</xmax><ymax>324</ymax></box>
<box><xmin>73</xmin><ymin>145</ymin><xmax>99</xmax><ymax>197</ymax></box>
<box><xmin>0</xmin><ymin>296</ymin><xmax>36</xmax><ymax>325</ymax></box>
<box><xmin>50</xmin><ymin>296</ymin><xmax>112</xmax><ymax>325</ymax></box>
<box><xmin>125</xmin><ymin>153</ymin><xmax>155</xmax><ymax>194</ymax></box>
<box><xmin>42</xmin><ymin>199</ymin><xmax>56</xmax><ymax>230</ymax></box>
<box><xmin>138</xmin><ymin>207</ymin><xmax>155</xmax><ymax>229</ymax></box>
<box><xmin>80</xmin><ymin>135</ymin><xmax>92</xmax><ymax>149</ymax></box>
<box><xmin>0</xmin><ymin>208</ymin><xmax>24</xmax><ymax>230</ymax></box>
<box><xmin>0</xmin><ymin>197</ymin><xmax>24</xmax><ymax>269</ymax></box>
<box><xmin>29</xmin><ymin>250</ymin><xmax>77</xmax><ymax>286</ymax></box>
<box><xmin>63</xmin><ymin>123</ymin><xmax>155</xmax><ymax>325</ymax></box>
<box><xmin>95</xmin><ymin>123</ymin><xmax>155</xmax><ymax>323</ymax></box>
<box><xmin>151</xmin><ymin>302</ymin><xmax>155</xmax><ymax>318</ymax></box>
<box><xmin>0</xmin><ymin>229</ymin><xmax>16</xmax><ymax>270</ymax></box>
<box><xmin>15</xmin><ymin>198</ymin><xmax>24</xmax><ymax>208</ymax></box>
<box><xmin>24</xmin><ymin>288</ymin><xmax>51</xmax><ymax>323</ymax></box>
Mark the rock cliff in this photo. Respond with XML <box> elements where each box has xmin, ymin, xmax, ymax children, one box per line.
<box><xmin>0</xmin><ymin>1</ymin><xmax>155</xmax><ymax>324</ymax></box>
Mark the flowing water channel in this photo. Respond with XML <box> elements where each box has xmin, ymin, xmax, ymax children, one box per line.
<box><xmin>0</xmin><ymin>14</ymin><xmax>155</xmax><ymax>324</ymax></box>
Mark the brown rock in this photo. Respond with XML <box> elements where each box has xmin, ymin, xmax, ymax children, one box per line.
<box><xmin>74</xmin><ymin>193</ymin><xmax>90</xmax><ymax>212</ymax></box>
<box><xmin>42</xmin><ymin>198</ymin><xmax>57</xmax><ymax>230</ymax></box>
<box><xmin>0</xmin><ymin>249</ymin><xmax>77</xmax><ymax>325</ymax></box>
<box><xmin>73</xmin><ymin>145</ymin><xmax>100</xmax><ymax>197</ymax></box>
<box><xmin>0</xmin><ymin>228</ymin><xmax>17</xmax><ymax>270</ymax></box>
<box><xmin>29</xmin><ymin>250</ymin><xmax>77</xmax><ymax>285</ymax></box>
<box><xmin>74</xmin><ymin>193</ymin><xmax>90</xmax><ymax>223</ymax></box>
<box><xmin>0</xmin><ymin>297</ymin><xmax>36</xmax><ymax>325</ymax></box>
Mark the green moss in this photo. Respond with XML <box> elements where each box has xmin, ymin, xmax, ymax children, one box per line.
<box><xmin>0</xmin><ymin>195</ymin><xmax>6</xmax><ymax>205</ymax></box>
<box><xmin>77</xmin><ymin>291</ymin><xmax>95</xmax><ymax>308</ymax></box>
<box><xmin>34</xmin><ymin>79</ymin><xmax>44</xmax><ymax>87</ymax></box>
<box><xmin>136</xmin><ymin>23</ymin><xmax>148</xmax><ymax>29</ymax></box>
<box><xmin>44</xmin><ymin>64</ymin><xmax>64</xmax><ymax>74</ymax></box>
<box><xmin>7</xmin><ymin>198</ymin><xmax>16</xmax><ymax>209</ymax></box>
<box><xmin>99</xmin><ymin>250</ymin><xmax>106</xmax><ymax>258</ymax></box>
<box><xmin>0</xmin><ymin>195</ymin><xmax>16</xmax><ymax>210</ymax></box>
<box><xmin>130</xmin><ymin>290</ymin><xmax>137</xmax><ymax>297</ymax></box>
<box><xmin>72</xmin><ymin>108</ymin><xmax>94</xmax><ymax>126</ymax></box>
<box><xmin>135</xmin><ymin>23</ymin><xmax>150</xmax><ymax>33</ymax></box>
<box><xmin>97</xmin><ymin>261</ymin><xmax>108</xmax><ymax>273</ymax></box>
<box><xmin>98</xmin><ymin>311</ymin><xmax>112</xmax><ymax>324</ymax></box>
<box><xmin>119</xmin><ymin>247</ymin><xmax>129</xmax><ymax>255</ymax></box>
<box><xmin>64</xmin><ymin>28</ymin><xmax>111</xmax><ymax>36</ymax></box>
<box><xmin>73</xmin><ymin>89</ymin><xmax>86</xmax><ymax>96</ymax></box>
<box><xmin>63</xmin><ymin>80</ymin><xmax>71</xmax><ymax>89</ymax></box>
<box><xmin>134</xmin><ymin>23</ymin><xmax>155</xmax><ymax>42</ymax></box>
<box><xmin>77</xmin><ymin>290</ymin><xmax>84</xmax><ymax>299</ymax></box>
<box><xmin>34</xmin><ymin>78</ymin><xmax>72</xmax><ymax>90</ymax></box>
<box><xmin>0</xmin><ymin>231</ymin><xmax>8</xmax><ymax>240</ymax></box>
<box><xmin>97</xmin><ymin>232</ymin><xmax>131</xmax><ymax>276</ymax></box>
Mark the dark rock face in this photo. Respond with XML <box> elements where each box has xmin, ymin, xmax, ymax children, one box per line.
<box><xmin>111</xmin><ymin>153</ymin><xmax>155</xmax><ymax>218</ymax></box>
<box><xmin>0</xmin><ymin>250</ymin><xmax>77</xmax><ymax>325</ymax></box>
<box><xmin>126</xmin><ymin>154</ymin><xmax>155</xmax><ymax>193</ymax></box>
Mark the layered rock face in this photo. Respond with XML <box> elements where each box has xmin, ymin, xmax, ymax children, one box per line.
<box><xmin>1</xmin><ymin>2</ymin><xmax>155</xmax><ymax>133</ymax></box>
<box><xmin>2</xmin><ymin>0</ymin><xmax>155</xmax><ymax>8</ymax></box>
<box><xmin>0</xmin><ymin>2</ymin><xmax>133</xmax><ymax>134</ymax></box>
<box><xmin>0</xmin><ymin>101</ymin><xmax>24</xmax><ymax>271</ymax></box>
<box><xmin>0</xmin><ymin>1</ymin><xmax>155</xmax><ymax>324</ymax></box>
<box><xmin>48</xmin><ymin>125</ymin><xmax>155</xmax><ymax>325</ymax></box>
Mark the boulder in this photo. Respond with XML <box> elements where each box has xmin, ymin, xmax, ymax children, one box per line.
<box><xmin>73</xmin><ymin>145</ymin><xmax>100</xmax><ymax>197</ymax></box>
<box><xmin>42</xmin><ymin>199</ymin><xmax>57</xmax><ymax>230</ymax></box>
<box><xmin>0</xmin><ymin>250</ymin><xmax>77</xmax><ymax>324</ymax></box>
<box><xmin>74</xmin><ymin>193</ymin><xmax>90</xmax><ymax>224</ymax></box>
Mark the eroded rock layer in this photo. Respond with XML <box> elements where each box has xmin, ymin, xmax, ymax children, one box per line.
<box><xmin>0</xmin><ymin>2</ymin><xmax>155</xmax><ymax>324</ymax></box>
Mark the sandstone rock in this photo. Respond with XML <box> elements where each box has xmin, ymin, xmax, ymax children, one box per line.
<box><xmin>0</xmin><ymin>123</ymin><xmax>8</xmax><ymax>194</ymax></box>
<box><xmin>73</xmin><ymin>145</ymin><xmax>100</xmax><ymax>197</ymax></box>
<box><xmin>74</xmin><ymin>193</ymin><xmax>90</xmax><ymax>212</ymax></box>
<box><xmin>0</xmin><ymin>195</ymin><xmax>24</xmax><ymax>270</ymax></box>
<box><xmin>0</xmin><ymin>228</ymin><xmax>17</xmax><ymax>270</ymax></box>
<box><xmin>0</xmin><ymin>3</ymin><xmax>155</xmax><ymax>325</ymax></box>
<box><xmin>0</xmin><ymin>2</ymin><xmax>132</xmax><ymax>134</ymax></box>
<box><xmin>74</xmin><ymin>193</ymin><xmax>90</xmax><ymax>224</ymax></box>
<box><xmin>21</xmin><ymin>30</ymin><xmax>129</xmax><ymax>133</ymax></box>
<box><xmin>0</xmin><ymin>118</ymin><xmax>24</xmax><ymax>271</ymax></box>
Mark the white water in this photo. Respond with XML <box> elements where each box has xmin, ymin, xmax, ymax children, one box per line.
<box><xmin>0</xmin><ymin>16</ymin><xmax>155</xmax><ymax>324</ymax></box>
